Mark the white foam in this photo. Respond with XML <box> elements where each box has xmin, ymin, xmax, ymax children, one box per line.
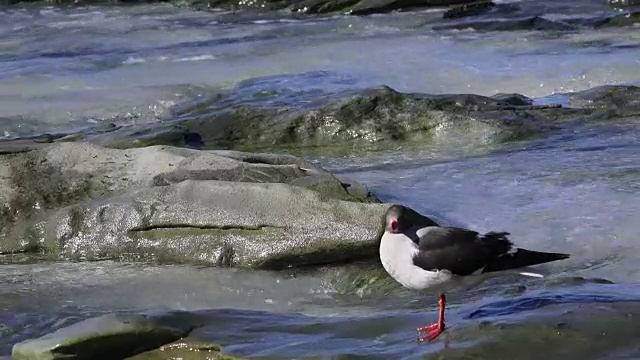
<box><xmin>174</xmin><ymin>54</ymin><xmax>216</xmax><ymax>62</ymax></box>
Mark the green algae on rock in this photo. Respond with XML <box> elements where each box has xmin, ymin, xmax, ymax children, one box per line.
<box><xmin>127</xmin><ymin>337</ymin><xmax>244</xmax><ymax>360</ymax></box>
<box><xmin>567</xmin><ymin>85</ymin><xmax>640</xmax><ymax>115</ymax></box>
<box><xmin>163</xmin><ymin>85</ymin><xmax>569</xmax><ymax>152</ymax></box>
<box><xmin>22</xmin><ymin>84</ymin><xmax>639</xmax><ymax>157</ymax></box>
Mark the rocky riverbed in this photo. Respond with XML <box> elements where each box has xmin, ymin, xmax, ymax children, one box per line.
<box><xmin>2</xmin><ymin>0</ymin><xmax>640</xmax><ymax>358</ymax></box>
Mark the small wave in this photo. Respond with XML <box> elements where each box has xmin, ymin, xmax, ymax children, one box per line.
<box><xmin>465</xmin><ymin>284</ymin><xmax>639</xmax><ymax>320</ymax></box>
<box><xmin>122</xmin><ymin>54</ymin><xmax>216</xmax><ymax>65</ymax></box>
<box><xmin>252</xmin><ymin>19</ymin><xmax>303</xmax><ymax>24</ymax></box>
<box><xmin>122</xmin><ymin>56</ymin><xmax>146</xmax><ymax>65</ymax></box>
<box><xmin>174</xmin><ymin>54</ymin><xmax>216</xmax><ymax>62</ymax></box>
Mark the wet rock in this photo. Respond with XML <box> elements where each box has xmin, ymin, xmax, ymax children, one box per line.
<box><xmin>544</xmin><ymin>276</ymin><xmax>615</xmax><ymax>288</ymax></box>
<box><xmin>127</xmin><ymin>337</ymin><xmax>243</xmax><ymax>360</ymax></box>
<box><xmin>558</xmin><ymin>11</ymin><xmax>640</xmax><ymax>28</ymax></box>
<box><xmin>326</xmin><ymin>262</ymin><xmax>400</xmax><ymax>297</ymax></box>
<box><xmin>0</xmin><ymin>139</ymin><xmax>50</xmax><ymax>155</ymax></box>
<box><xmin>31</xmin><ymin>83</ymin><xmax>634</xmax><ymax>156</ymax></box>
<box><xmin>33</xmin><ymin>133</ymin><xmax>55</xmax><ymax>144</ymax></box>
<box><xmin>606</xmin><ymin>0</ymin><xmax>640</xmax><ymax>6</ymax></box>
<box><xmin>42</xmin><ymin>179</ymin><xmax>389</xmax><ymax>268</ymax></box>
<box><xmin>567</xmin><ymin>85</ymin><xmax>640</xmax><ymax>117</ymax></box>
<box><xmin>4</xmin><ymin>83</ymin><xmax>632</xmax><ymax>157</ymax></box>
<box><xmin>442</xmin><ymin>1</ymin><xmax>494</xmax><ymax>19</ymax></box>
<box><xmin>491</xmin><ymin>93</ymin><xmax>534</xmax><ymax>107</ymax></box>
<box><xmin>289</xmin><ymin>174</ymin><xmax>380</xmax><ymax>202</ymax></box>
<box><xmin>140</xmin><ymin>85</ymin><xmax>586</xmax><ymax>153</ymax></box>
<box><xmin>337</xmin><ymin>0</ymin><xmax>478</xmax><ymax>16</ymax></box>
<box><xmin>593</xmin><ymin>11</ymin><xmax>640</xmax><ymax>28</ymax></box>
<box><xmin>12</xmin><ymin>313</ymin><xmax>190</xmax><ymax>360</ymax></box>
<box><xmin>178</xmin><ymin>0</ymin><xmax>482</xmax><ymax>15</ymax></box>
<box><xmin>502</xmin><ymin>284</ymin><xmax>527</xmax><ymax>296</ymax></box>
<box><xmin>88</xmin><ymin>123</ymin><xmax>204</xmax><ymax>150</ymax></box>
<box><xmin>0</xmin><ymin>142</ymin><xmax>391</xmax><ymax>268</ymax></box>
<box><xmin>434</xmin><ymin>15</ymin><xmax>577</xmax><ymax>31</ymax></box>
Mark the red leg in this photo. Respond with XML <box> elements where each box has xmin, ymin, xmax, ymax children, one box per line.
<box><xmin>417</xmin><ymin>293</ymin><xmax>446</xmax><ymax>342</ymax></box>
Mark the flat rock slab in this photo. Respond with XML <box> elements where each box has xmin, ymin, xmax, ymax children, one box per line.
<box><xmin>43</xmin><ymin>179</ymin><xmax>389</xmax><ymax>268</ymax></box>
<box><xmin>12</xmin><ymin>314</ymin><xmax>191</xmax><ymax>360</ymax></box>
<box><xmin>0</xmin><ymin>143</ymin><xmax>389</xmax><ymax>268</ymax></box>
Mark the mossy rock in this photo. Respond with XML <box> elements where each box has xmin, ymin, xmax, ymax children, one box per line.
<box><xmin>127</xmin><ymin>337</ymin><xmax>244</xmax><ymax>360</ymax></box>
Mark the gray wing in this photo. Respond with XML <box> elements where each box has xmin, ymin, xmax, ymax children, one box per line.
<box><xmin>410</xmin><ymin>226</ymin><xmax>514</xmax><ymax>276</ymax></box>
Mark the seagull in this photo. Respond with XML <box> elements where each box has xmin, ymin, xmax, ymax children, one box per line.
<box><xmin>379</xmin><ymin>204</ymin><xmax>570</xmax><ymax>342</ymax></box>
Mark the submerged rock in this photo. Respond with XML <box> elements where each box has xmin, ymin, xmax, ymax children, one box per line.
<box><xmin>86</xmin><ymin>85</ymin><xmax>587</xmax><ymax>153</ymax></box>
<box><xmin>321</xmin><ymin>0</ymin><xmax>478</xmax><ymax>15</ymax></box>
<box><xmin>12</xmin><ymin>312</ymin><xmax>244</xmax><ymax>360</ymax></box>
<box><xmin>434</xmin><ymin>15</ymin><xmax>577</xmax><ymax>31</ymax></box>
<box><xmin>567</xmin><ymin>85</ymin><xmax>640</xmax><ymax>116</ymax></box>
<box><xmin>0</xmin><ymin>142</ymin><xmax>392</xmax><ymax>268</ymax></box>
<box><xmin>442</xmin><ymin>1</ymin><xmax>495</xmax><ymax>19</ymax></box>
<box><xmin>178</xmin><ymin>0</ymin><xmax>482</xmax><ymax>15</ymax></box>
<box><xmin>12</xmin><ymin>313</ymin><xmax>191</xmax><ymax>360</ymax></box>
<box><xmin>3</xmin><ymin>0</ymin><xmax>482</xmax><ymax>16</ymax></box>
<box><xmin>9</xmin><ymin>83</ymin><xmax>637</xmax><ymax>156</ymax></box>
<box><xmin>128</xmin><ymin>337</ymin><xmax>243</xmax><ymax>360</ymax></box>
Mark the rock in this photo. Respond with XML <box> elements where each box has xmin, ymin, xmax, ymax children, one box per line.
<box><xmin>491</xmin><ymin>93</ymin><xmax>534</xmax><ymax>107</ymax></box>
<box><xmin>567</xmin><ymin>85</ymin><xmax>640</xmax><ymax>116</ymax></box>
<box><xmin>544</xmin><ymin>276</ymin><xmax>615</xmax><ymax>288</ymax></box>
<box><xmin>0</xmin><ymin>139</ymin><xmax>50</xmax><ymax>155</ymax></box>
<box><xmin>288</xmin><ymin>175</ymin><xmax>380</xmax><ymax>203</ymax></box>
<box><xmin>16</xmin><ymin>83</ymin><xmax>631</xmax><ymax>156</ymax></box>
<box><xmin>4</xmin><ymin>0</ymin><xmax>483</xmax><ymax>15</ymax></box>
<box><xmin>33</xmin><ymin>133</ymin><xmax>55</xmax><ymax>144</ymax></box>
<box><xmin>325</xmin><ymin>261</ymin><xmax>401</xmax><ymax>297</ymax></box>
<box><xmin>434</xmin><ymin>15</ymin><xmax>577</xmax><ymax>32</ymax></box>
<box><xmin>556</xmin><ymin>11</ymin><xmax>640</xmax><ymax>29</ymax></box>
<box><xmin>179</xmin><ymin>0</ymin><xmax>481</xmax><ymax>15</ymax></box>
<box><xmin>606</xmin><ymin>0</ymin><xmax>640</xmax><ymax>6</ymax></box>
<box><xmin>593</xmin><ymin>11</ymin><xmax>640</xmax><ymax>28</ymax></box>
<box><xmin>442</xmin><ymin>1</ymin><xmax>495</xmax><ymax>19</ymax></box>
<box><xmin>12</xmin><ymin>313</ymin><xmax>190</xmax><ymax>360</ymax></box>
<box><xmin>5</xmin><ymin>82</ymin><xmax>633</xmax><ymax>160</ymax></box>
<box><xmin>118</xmin><ymin>85</ymin><xmax>587</xmax><ymax>153</ymax></box>
<box><xmin>0</xmin><ymin>142</ymin><xmax>391</xmax><ymax>268</ymax></box>
<box><xmin>337</xmin><ymin>0</ymin><xmax>479</xmax><ymax>16</ymax></box>
<box><xmin>87</xmin><ymin>123</ymin><xmax>204</xmax><ymax>150</ymax></box>
<box><xmin>127</xmin><ymin>337</ymin><xmax>243</xmax><ymax>360</ymax></box>
<box><xmin>41</xmin><ymin>179</ymin><xmax>389</xmax><ymax>268</ymax></box>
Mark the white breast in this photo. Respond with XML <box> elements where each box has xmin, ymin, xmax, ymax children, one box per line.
<box><xmin>379</xmin><ymin>232</ymin><xmax>453</xmax><ymax>290</ymax></box>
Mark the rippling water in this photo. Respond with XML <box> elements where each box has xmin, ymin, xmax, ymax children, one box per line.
<box><xmin>2</xmin><ymin>1</ymin><xmax>640</xmax><ymax>137</ymax></box>
<box><xmin>1</xmin><ymin>0</ymin><xmax>640</xmax><ymax>358</ymax></box>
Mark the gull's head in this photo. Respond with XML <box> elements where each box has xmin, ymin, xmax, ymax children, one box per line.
<box><xmin>384</xmin><ymin>204</ymin><xmax>410</xmax><ymax>234</ymax></box>
<box><xmin>384</xmin><ymin>204</ymin><xmax>440</xmax><ymax>235</ymax></box>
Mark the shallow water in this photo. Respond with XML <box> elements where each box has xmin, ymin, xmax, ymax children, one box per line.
<box><xmin>1</xmin><ymin>0</ymin><xmax>640</xmax><ymax>358</ymax></box>
<box><xmin>2</xmin><ymin>1</ymin><xmax>640</xmax><ymax>137</ymax></box>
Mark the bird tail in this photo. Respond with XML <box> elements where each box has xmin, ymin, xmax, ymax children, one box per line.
<box><xmin>482</xmin><ymin>248</ymin><xmax>570</xmax><ymax>274</ymax></box>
